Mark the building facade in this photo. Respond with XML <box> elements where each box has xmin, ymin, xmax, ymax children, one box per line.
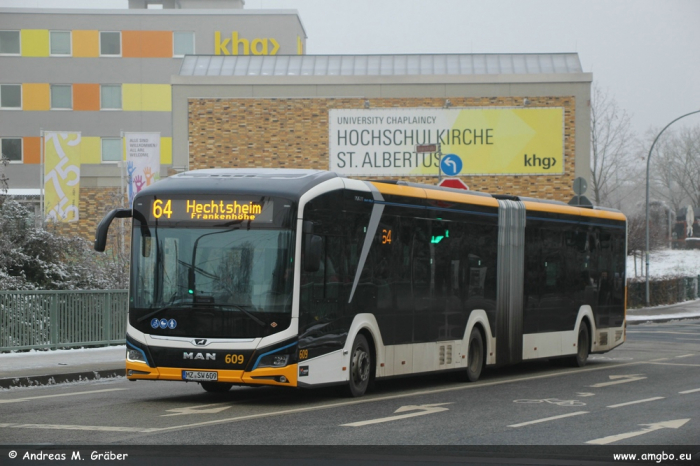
<box><xmin>2</xmin><ymin>4</ymin><xmax>594</xmax><ymax>242</ymax></box>
<box><xmin>173</xmin><ymin>53</ymin><xmax>591</xmax><ymax>202</ymax></box>
<box><xmin>0</xmin><ymin>1</ymin><xmax>305</xmax><ymax>236</ymax></box>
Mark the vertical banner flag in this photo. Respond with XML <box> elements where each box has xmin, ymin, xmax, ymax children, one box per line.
<box><xmin>44</xmin><ymin>131</ymin><xmax>81</xmax><ymax>223</ymax></box>
<box><xmin>125</xmin><ymin>132</ymin><xmax>161</xmax><ymax>206</ymax></box>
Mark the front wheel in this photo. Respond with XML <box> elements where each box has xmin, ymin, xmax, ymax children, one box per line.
<box><xmin>200</xmin><ymin>382</ymin><xmax>233</xmax><ymax>393</ymax></box>
<box><xmin>570</xmin><ymin>323</ymin><xmax>590</xmax><ymax>367</ymax></box>
<box><xmin>347</xmin><ymin>334</ymin><xmax>371</xmax><ymax>397</ymax></box>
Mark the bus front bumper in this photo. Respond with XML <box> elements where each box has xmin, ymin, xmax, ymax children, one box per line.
<box><xmin>125</xmin><ymin>361</ymin><xmax>299</xmax><ymax>387</ymax></box>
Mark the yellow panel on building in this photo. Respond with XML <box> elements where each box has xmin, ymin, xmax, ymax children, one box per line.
<box><xmin>161</xmin><ymin>136</ymin><xmax>172</xmax><ymax>164</ymax></box>
<box><xmin>81</xmin><ymin>137</ymin><xmax>102</xmax><ymax>164</ymax></box>
<box><xmin>21</xmin><ymin>29</ymin><xmax>49</xmax><ymax>57</ymax></box>
<box><xmin>123</xmin><ymin>84</ymin><xmax>171</xmax><ymax>111</ymax></box>
<box><xmin>22</xmin><ymin>83</ymin><xmax>50</xmax><ymax>111</ymax></box>
<box><xmin>142</xmin><ymin>84</ymin><xmax>172</xmax><ymax>111</ymax></box>
<box><xmin>72</xmin><ymin>30</ymin><xmax>99</xmax><ymax>57</ymax></box>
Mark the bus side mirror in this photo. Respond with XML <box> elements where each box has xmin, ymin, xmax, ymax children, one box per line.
<box><xmin>304</xmin><ymin>234</ymin><xmax>323</xmax><ymax>273</ymax></box>
<box><xmin>94</xmin><ymin>208</ymin><xmax>132</xmax><ymax>252</ymax></box>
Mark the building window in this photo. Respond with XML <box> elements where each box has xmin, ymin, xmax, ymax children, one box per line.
<box><xmin>0</xmin><ymin>30</ymin><xmax>20</xmax><ymax>55</ymax></box>
<box><xmin>101</xmin><ymin>84</ymin><xmax>122</xmax><ymax>110</ymax></box>
<box><xmin>0</xmin><ymin>84</ymin><xmax>21</xmax><ymax>109</ymax></box>
<box><xmin>102</xmin><ymin>137</ymin><xmax>122</xmax><ymax>163</ymax></box>
<box><xmin>100</xmin><ymin>31</ymin><xmax>121</xmax><ymax>56</ymax></box>
<box><xmin>51</xmin><ymin>85</ymin><xmax>72</xmax><ymax>109</ymax></box>
<box><xmin>1</xmin><ymin>138</ymin><xmax>22</xmax><ymax>162</ymax></box>
<box><xmin>173</xmin><ymin>32</ymin><xmax>194</xmax><ymax>57</ymax></box>
<box><xmin>50</xmin><ymin>31</ymin><xmax>71</xmax><ymax>56</ymax></box>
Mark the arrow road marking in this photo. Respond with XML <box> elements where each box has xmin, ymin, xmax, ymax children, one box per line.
<box><xmin>679</xmin><ymin>388</ymin><xmax>700</xmax><ymax>394</ymax></box>
<box><xmin>341</xmin><ymin>403</ymin><xmax>453</xmax><ymax>427</ymax></box>
<box><xmin>589</xmin><ymin>374</ymin><xmax>646</xmax><ymax>387</ymax></box>
<box><xmin>162</xmin><ymin>403</ymin><xmax>232</xmax><ymax>417</ymax></box>
<box><xmin>576</xmin><ymin>392</ymin><xmax>595</xmax><ymax>397</ymax></box>
<box><xmin>587</xmin><ymin>419</ymin><xmax>690</xmax><ymax>445</ymax></box>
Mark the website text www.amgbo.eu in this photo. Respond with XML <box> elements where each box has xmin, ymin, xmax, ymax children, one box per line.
<box><xmin>614</xmin><ymin>451</ymin><xmax>692</xmax><ymax>463</ymax></box>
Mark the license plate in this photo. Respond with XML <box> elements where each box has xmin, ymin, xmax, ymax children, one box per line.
<box><xmin>182</xmin><ymin>370</ymin><xmax>218</xmax><ymax>381</ymax></box>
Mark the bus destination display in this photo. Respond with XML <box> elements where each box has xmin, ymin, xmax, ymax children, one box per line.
<box><xmin>150</xmin><ymin>198</ymin><xmax>274</xmax><ymax>223</ymax></box>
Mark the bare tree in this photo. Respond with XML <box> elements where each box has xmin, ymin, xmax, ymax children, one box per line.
<box><xmin>649</xmin><ymin>126</ymin><xmax>700</xmax><ymax>212</ymax></box>
<box><xmin>590</xmin><ymin>85</ymin><xmax>635</xmax><ymax>208</ymax></box>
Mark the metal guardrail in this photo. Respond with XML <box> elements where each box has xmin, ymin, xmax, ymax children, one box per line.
<box><xmin>0</xmin><ymin>290</ymin><xmax>128</xmax><ymax>352</ymax></box>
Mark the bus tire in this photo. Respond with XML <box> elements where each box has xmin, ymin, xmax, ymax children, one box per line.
<box><xmin>465</xmin><ymin>327</ymin><xmax>484</xmax><ymax>382</ymax></box>
<box><xmin>200</xmin><ymin>382</ymin><xmax>233</xmax><ymax>393</ymax></box>
<box><xmin>570</xmin><ymin>322</ymin><xmax>590</xmax><ymax>367</ymax></box>
<box><xmin>347</xmin><ymin>334</ymin><xmax>371</xmax><ymax>397</ymax></box>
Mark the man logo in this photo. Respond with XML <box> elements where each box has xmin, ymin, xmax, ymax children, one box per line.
<box><xmin>183</xmin><ymin>352</ymin><xmax>216</xmax><ymax>361</ymax></box>
<box><xmin>194</xmin><ymin>339</ymin><xmax>207</xmax><ymax>346</ymax></box>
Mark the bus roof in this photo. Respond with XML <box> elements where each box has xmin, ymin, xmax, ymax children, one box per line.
<box><xmin>135</xmin><ymin>168</ymin><xmax>625</xmax><ymax>222</ymax></box>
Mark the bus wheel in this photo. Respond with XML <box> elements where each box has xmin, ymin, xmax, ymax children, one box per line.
<box><xmin>465</xmin><ymin>327</ymin><xmax>484</xmax><ymax>382</ymax></box>
<box><xmin>347</xmin><ymin>334</ymin><xmax>371</xmax><ymax>397</ymax></box>
<box><xmin>571</xmin><ymin>323</ymin><xmax>590</xmax><ymax>367</ymax></box>
<box><xmin>200</xmin><ymin>382</ymin><xmax>233</xmax><ymax>393</ymax></box>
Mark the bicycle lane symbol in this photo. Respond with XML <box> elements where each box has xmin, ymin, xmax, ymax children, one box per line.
<box><xmin>514</xmin><ymin>398</ymin><xmax>586</xmax><ymax>407</ymax></box>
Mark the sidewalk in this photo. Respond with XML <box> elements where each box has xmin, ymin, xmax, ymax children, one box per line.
<box><xmin>1</xmin><ymin>301</ymin><xmax>699</xmax><ymax>390</ymax></box>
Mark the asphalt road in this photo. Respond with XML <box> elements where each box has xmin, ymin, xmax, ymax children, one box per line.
<box><xmin>0</xmin><ymin>320</ymin><xmax>699</xmax><ymax>464</ymax></box>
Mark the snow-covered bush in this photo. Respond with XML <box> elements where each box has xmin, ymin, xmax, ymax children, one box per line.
<box><xmin>0</xmin><ymin>200</ymin><xmax>126</xmax><ymax>290</ymax></box>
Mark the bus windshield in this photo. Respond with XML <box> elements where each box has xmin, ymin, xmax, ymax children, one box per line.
<box><xmin>130</xmin><ymin>226</ymin><xmax>295</xmax><ymax>338</ymax></box>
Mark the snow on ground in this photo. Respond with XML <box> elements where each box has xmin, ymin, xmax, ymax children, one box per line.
<box><xmin>627</xmin><ymin>248</ymin><xmax>700</xmax><ymax>279</ymax></box>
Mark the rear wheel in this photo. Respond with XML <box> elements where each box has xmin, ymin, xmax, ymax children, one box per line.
<box><xmin>347</xmin><ymin>334</ymin><xmax>371</xmax><ymax>397</ymax></box>
<box><xmin>200</xmin><ymin>382</ymin><xmax>233</xmax><ymax>393</ymax></box>
<box><xmin>570</xmin><ymin>322</ymin><xmax>590</xmax><ymax>367</ymax></box>
<box><xmin>464</xmin><ymin>327</ymin><xmax>484</xmax><ymax>382</ymax></box>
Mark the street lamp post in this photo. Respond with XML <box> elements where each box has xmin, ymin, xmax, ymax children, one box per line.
<box><xmin>645</xmin><ymin>110</ymin><xmax>700</xmax><ymax>305</ymax></box>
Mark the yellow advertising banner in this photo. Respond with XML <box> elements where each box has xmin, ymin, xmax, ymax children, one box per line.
<box><xmin>329</xmin><ymin>107</ymin><xmax>564</xmax><ymax>176</ymax></box>
<box><xmin>44</xmin><ymin>132</ymin><xmax>81</xmax><ymax>223</ymax></box>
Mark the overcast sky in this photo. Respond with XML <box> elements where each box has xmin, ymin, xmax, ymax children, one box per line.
<box><xmin>2</xmin><ymin>0</ymin><xmax>699</xmax><ymax>137</ymax></box>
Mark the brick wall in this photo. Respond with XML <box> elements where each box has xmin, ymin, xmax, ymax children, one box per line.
<box><xmin>187</xmin><ymin>96</ymin><xmax>577</xmax><ymax>200</ymax></box>
<box><xmin>51</xmin><ymin>187</ymin><xmax>125</xmax><ymax>241</ymax></box>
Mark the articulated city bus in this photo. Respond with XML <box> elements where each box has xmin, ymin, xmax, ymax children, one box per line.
<box><xmin>95</xmin><ymin>168</ymin><xmax>627</xmax><ymax>397</ymax></box>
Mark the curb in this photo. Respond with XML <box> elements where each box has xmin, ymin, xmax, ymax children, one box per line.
<box><xmin>627</xmin><ymin>315</ymin><xmax>700</xmax><ymax>325</ymax></box>
<box><xmin>0</xmin><ymin>368</ymin><xmax>125</xmax><ymax>390</ymax></box>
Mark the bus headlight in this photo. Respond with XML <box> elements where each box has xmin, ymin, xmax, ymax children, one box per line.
<box><xmin>127</xmin><ymin>348</ymin><xmax>147</xmax><ymax>364</ymax></box>
<box><xmin>258</xmin><ymin>354</ymin><xmax>289</xmax><ymax>368</ymax></box>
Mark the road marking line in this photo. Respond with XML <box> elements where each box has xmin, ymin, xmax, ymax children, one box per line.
<box><xmin>607</xmin><ymin>397</ymin><xmax>665</xmax><ymax>408</ymax></box>
<box><xmin>649</xmin><ymin>358</ymin><xmax>669</xmax><ymax>361</ymax></box>
<box><xmin>4</xmin><ymin>423</ymin><xmax>150</xmax><ymax>433</ymax></box>
<box><xmin>675</xmin><ymin>354</ymin><xmax>695</xmax><ymax>358</ymax></box>
<box><xmin>679</xmin><ymin>388</ymin><xmax>700</xmax><ymax>394</ymax></box>
<box><xmin>676</xmin><ymin>338</ymin><xmax>700</xmax><ymax>341</ymax></box>
<box><xmin>0</xmin><ymin>388</ymin><xmax>127</xmax><ymax>404</ymax></box>
<box><xmin>646</xmin><ymin>362</ymin><xmax>700</xmax><ymax>367</ymax></box>
<box><xmin>508</xmin><ymin>411</ymin><xmax>588</xmax><ymax>428</ymax></box>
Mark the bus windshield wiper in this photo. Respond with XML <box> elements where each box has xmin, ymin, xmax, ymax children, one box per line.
<box><xmin>191</xmin><ymin>302</ymin><xmax>266</xmax><ymax>328</ymax></box>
